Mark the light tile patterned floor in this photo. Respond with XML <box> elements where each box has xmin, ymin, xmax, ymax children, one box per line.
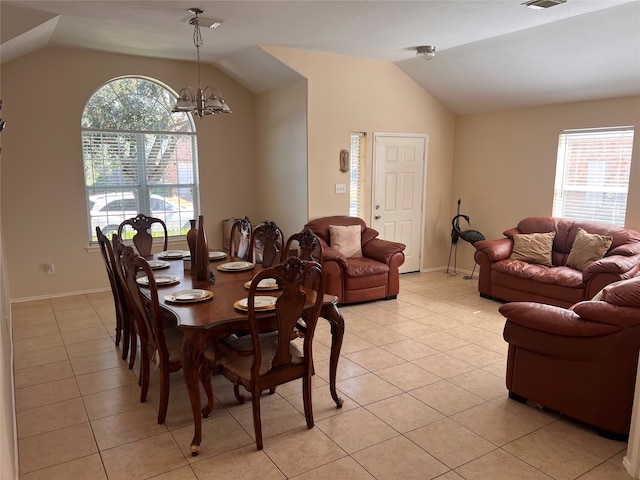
<box><xmin>12</xmin><ymin>272</ymin><xmax>630</xmax><ymax>479</ymax></box>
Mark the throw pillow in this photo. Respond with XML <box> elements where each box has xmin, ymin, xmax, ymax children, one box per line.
<box><xmin>510</xmin><ymin>231</ymin><xmax>555</xmax><ymax>267</ymax></box>
<box><xmin>566</xmin><ymin>228</ymin><xmax>613</xmax><ymax>271</ymax></box>
<box><xmin>329</xmin><ymin>224</ymin><xmax>362</xmax><ymax>258</ymax></box>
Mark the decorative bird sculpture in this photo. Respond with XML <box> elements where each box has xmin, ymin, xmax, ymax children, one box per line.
<box><xmin>447</xmin><ymin>199</ymin><xmax>485</xmax><ymax>278</ymax></box>
<box><xmin>451</xmin><ymin>214</ymin><xmax>485</xmax><ymax>245</ymax></box>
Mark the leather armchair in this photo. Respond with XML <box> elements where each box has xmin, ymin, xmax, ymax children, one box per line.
<box><xmin>304</xmin><ymin>216</ymin><xmax>406</xmax><ymax>304</ymax></box>
<box><xmin>500</xmin><ymin>277</ymin><xmax>640</xmax><ymax>438</ymax></box>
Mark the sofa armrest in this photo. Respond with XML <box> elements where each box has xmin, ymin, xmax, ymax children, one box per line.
<box><xmin>572</xmin><ymin>301</ymin><xmax>640</xmax><ymax>328</ymax></box>
<box><xmin>474</xmin><ymin>238</ymin><xmax>513</xmax><ymax>262</ymax></box>
<box><xmin>583</xmin><ymin>254</ymin><xmax>640</xmax><ymax>281</ymax></box>
<box><xmin>362</xmin><ymin>238</ymin><xmax>406</xmax><ymax>265</ymax></box>
<box><xmin>499</xmin><ymin>302</ymin><xmax>620</xmax><ymax>337</ymax></box>
<box><xmin>322</xmin><ymin>245</ymin><xmax>349</xmax><ymax>269</ymax></box>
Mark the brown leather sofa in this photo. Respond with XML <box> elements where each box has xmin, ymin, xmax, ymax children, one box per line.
<box><xmin>304</xmin><ymin>216</ymin><xmax>406</xmax><ymax>304</ymax></box>
<box><xmin>500</xmin><ymin>277</ymin><xmax>640</xmax><ymax>438</ymax></box>
<box><xmin>474</xmin><ymin>217</ymin><xmax>640</xmax><ymax>308</ymax></box>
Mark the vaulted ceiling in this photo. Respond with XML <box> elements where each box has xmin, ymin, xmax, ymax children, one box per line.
<box><xmin>2</xmin><ymin>0</ymin><xmax>639</xmax><ymax>114</ymax></box>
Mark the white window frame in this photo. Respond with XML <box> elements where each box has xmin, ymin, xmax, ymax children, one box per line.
<box><xmin>82</xmin><ymin>76</ymin><xmax>199</xmax><ymax>243</ymax></box>
<box><xmin>552</xmin><ymin>126</ymin><xmax>634</xmax><ymax>226</ymax></box>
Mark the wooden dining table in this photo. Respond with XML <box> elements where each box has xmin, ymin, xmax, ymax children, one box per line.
<box><xmin>146</xmin><ymin>251</ymin><xmax>345</xmax><ymax>455</ymax></box>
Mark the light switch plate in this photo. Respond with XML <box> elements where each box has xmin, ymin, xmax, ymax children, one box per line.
<box><xmin>335</xmin><ymin>184</ymin><xmax>347</xmax><ymax>194</ymax></box>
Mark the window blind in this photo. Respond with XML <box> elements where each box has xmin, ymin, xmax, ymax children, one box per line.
<box><xmin>552</xmin><ymin>127</ymin><xmax>634</xmax><ymax>226</ymax></box>
<box><xmin>349</xmin><ymin>133</ymin><xmax>365</xmax><ymax>218</ymax></box>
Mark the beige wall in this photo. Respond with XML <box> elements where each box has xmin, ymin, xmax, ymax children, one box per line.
<box><xmin>265</xmin><ymin>47</ymin><xmax>457</xmax><ymax>271</ymax></box>
<box><xmin>452</xmin><ymin>96</ymin><xmax>640</xmax><ymax>272</ymax></box>
<box><xmin>1</xmin><ymin>47</ymin><xmax>257</xmax><ymax>299</ymax></box>
<box><xmin>254</xmin><ymin>79</ymin><xmax>308</xmax><ymax>238</ymax></box>
<box><xmin>3</xmin><ymin>47</ymin><xmax>637</xmax><ymax>295</ymax></box>
<box><xmin>0</xmin><ymin>81</ymin><xmax>18</xmax><ymax>480</ymax></box>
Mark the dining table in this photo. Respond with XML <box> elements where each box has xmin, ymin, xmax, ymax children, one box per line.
<box><xmin>145</xmin><ymin>250</ymin><xmax>345</xmax><ymax>455</ymax></box>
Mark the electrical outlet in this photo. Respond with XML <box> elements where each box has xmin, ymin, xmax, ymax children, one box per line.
<box><xmin>46</xmin><ymin>262</ymin><xmax>55</xmax><ymax>275</ymax></box>
<box><xmin>335</xmin><ymin>183</ymin><xmax>347</xmax><ymax>194</ymax></box>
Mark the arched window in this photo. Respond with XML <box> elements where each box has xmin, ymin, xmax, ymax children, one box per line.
<box><xmin>82</xmin><ymin>76</ymin><xmax>199</xmax><ymax>242</ymax></box>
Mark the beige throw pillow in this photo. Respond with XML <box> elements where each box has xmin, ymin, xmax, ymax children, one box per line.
<box><xmin>329</xmin><ymin>224</ymin><xmax>362</xmax><ymax>258</ymax></box>
<box><xmin>510</xmin><ymin>232</ymin><xmax>555</xmax><ymax>267</ymax></box>
<box><xmin>566</xmin><ymin>228</ymin><xmax>613</xmax><ymax>271</ymax></box>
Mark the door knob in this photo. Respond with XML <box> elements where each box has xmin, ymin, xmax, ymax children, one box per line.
<box><xmin>375</xmin><ymin>215</ymin><xmax>381</xmax><ymax>220</ymax></box>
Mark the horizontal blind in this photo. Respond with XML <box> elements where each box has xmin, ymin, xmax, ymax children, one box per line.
<box><xmin>350</xmin><ymin>133</ymin><xmax>365</xmax><ymax>218</ymax></box>
<box><xmin>552</xmin><ymin>127</ymin><xmax>634</xmax><ymax>226</ymax></box>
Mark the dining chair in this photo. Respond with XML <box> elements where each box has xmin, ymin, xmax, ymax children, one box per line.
<box><xmin>96</xmin><ymin>227</ymin><xmax>131</xmax><ymax>361</ymax></box>
<box><xmin>229</xmin><ymin>216</ymin><xmax>252</xmax><ymax>259</ymax></box>
<box><xmin>121</xmin><ymin>245</ymin><xmax>216</xmax><ymax>424</ymax></box>
<box><xmin>111</xmin><ymin>234</ymin><xmax>139</xmax><ymax>371</ymax></box>
<box><xmin>207</xmin><ymin>256</ymin><xmax>325</xmax><ymax>450</ymax></box>
<box><xmin>284</xmin><ymin>228</ymin><xmax>324</xmax><ymax>263</ymax></box>
<box><xmin>250</xmin><ymin>220</ymin><xmax>284</xmax><ymax>267</ymax></box>
<box><xmin>283</xmin><ymin>228</ymin><xmax>325</xmax><ymax>339</ymax></box>
<box><xmin>118</xmin><ymin>213</ymin><xmax>168</xmax><ymax>257</ymax></box>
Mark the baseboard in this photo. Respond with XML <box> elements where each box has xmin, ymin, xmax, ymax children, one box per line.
<box><xmin>10</xmin><ymin>287</ymin><xmax>111</xmax><ymax>304</ymax></box>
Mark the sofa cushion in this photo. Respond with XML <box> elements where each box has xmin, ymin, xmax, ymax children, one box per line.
<box><xmin>493</xmin><ymin>260</ymin><xmax>584</xmax><ymax>288</ymax></box>
<box><xmin>510</xmin><ymin>232</ymin><xmax>555</xmax><ymax>266</ymax></box>
<box><xmin>343</xmin><ymin>256</ymin><xmax>389</xmax><ymax>278</ymax></box>
<box><xmin>329</xmin><ymin>224</ymin><xmax>362</xmax><ymax>258</ymax></box>
<box><xmin>566</xmin><ymin>228</ymin><xmax>613</xmax><ymax>271</ymax></box>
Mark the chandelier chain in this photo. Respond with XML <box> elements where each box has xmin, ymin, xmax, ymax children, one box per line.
<box><xmin>192</xmin><ymin>14</ymin><xmax>203</xmax><ymax>93</ymax></box>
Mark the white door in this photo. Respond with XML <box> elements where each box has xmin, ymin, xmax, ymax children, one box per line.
<box><xmin>372</xmin><ymin>133</ymin><xmax>426</xmax><ymax>274</ymax></box>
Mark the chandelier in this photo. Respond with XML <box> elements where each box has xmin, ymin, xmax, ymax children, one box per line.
<box><xmin>172</xmin><ymin>8</ymin><xmax>231</xmax><ymax>118</ymax></box>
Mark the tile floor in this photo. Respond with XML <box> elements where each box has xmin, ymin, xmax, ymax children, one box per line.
<box><xmin>11</xmin><ymin>271</ymin><xmax>631</xmax><ymax>479</ymax></box>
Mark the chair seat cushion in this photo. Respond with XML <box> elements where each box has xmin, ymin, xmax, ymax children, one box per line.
<box><xmin>344</xmin><ymin>257</ymin><xmax>389</xmax><ymax>277</ymax></box>
<box><xmin>218</xmin><ymin>333</ymin><xmax>303</xmax><ymax>387</ymax></box>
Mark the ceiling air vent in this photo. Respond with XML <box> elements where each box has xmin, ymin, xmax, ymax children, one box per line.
<box><xmin>522</xmin><ymin>0</ymin><xmax>566</xmax><ymax>9</ymax></box>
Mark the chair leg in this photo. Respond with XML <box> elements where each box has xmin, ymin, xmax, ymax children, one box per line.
<box><xmin>234</xmin><ymin>384</ymin><xmax>246</xmax><ymax>404</ymax></box>
<box><xmin>140</xmin><ymin>356</ymin><xmax>150</xmax><ymax>403</ymax></box>
<box><xmin>115</xmin><ymin>310</ymin><xmax>122</xmax><ymax>348</ymax></box>
<box><xmin>120</xmin><ymin>312</ymin><xmax>129</xmax><ymax>360</ymax></box>
<box><xmin>158</xmin><ymin>367</ymin><xmax>170</xmax><ymax>424</ymax></box>
<box><xmin>128</xmin><ymin>330</ymin><xmax>137</xmax><ymax>370</ymax></box>
<box><xmin>251</xmin><ymin>391</ymin><xmax>263</xmax><ymax>450</ymax></box>
<box><xmin>302</xmin><ymin>375</ymin><xmax>314</xmax><ymax>429</ymax></box>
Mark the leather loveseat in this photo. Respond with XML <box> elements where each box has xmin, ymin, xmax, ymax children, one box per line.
<box><xmin>304</xmin><ymin>216</ymin><xmax>406</xmax><ymax>304</ymax></box>
<box><xmin>500</xmin><ymin>277</ymin><xmax>640</xmax><ymax>438</ymax></box>
<box><xmin>474</xmin><ymin>217</ymin><xmax>640</xmax><ymax>308</ymax></box>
